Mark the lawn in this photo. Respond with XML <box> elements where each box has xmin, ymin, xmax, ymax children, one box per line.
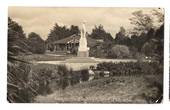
<box><xmin>17</xmin><ymin>54</ymin><xmax>75</xmax><ymax>62</ymax></box>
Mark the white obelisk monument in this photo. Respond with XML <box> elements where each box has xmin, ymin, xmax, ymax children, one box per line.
<box><xmin>78</xmin><ymin>22</ymin><xmax>89</xmax><ymax>57</ymax></box>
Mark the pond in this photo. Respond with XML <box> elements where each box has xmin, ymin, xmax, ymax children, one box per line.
<box><xmin>34</xmin><ymin>57</ymin><xmax>137</xmax><ymax>71</ymax></box>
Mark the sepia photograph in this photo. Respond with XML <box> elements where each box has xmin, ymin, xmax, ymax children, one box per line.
<box><xmin>8</xmin><ymin>7</ymin><xmax>164</xmax><ymax>103</ymax></box>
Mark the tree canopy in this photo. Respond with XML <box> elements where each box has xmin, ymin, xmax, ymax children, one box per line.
<box><xmin>90</xmin><ymin>25</ymin><xmax>113</xmax><ymax>42</ymax></box>
<box><xmin>46</xmin><ymin>23</ymin><xmax>80</xmax><ymax>43</ymax></box>
<box><xmin>8</xmin><ymin>17</ymin><xmax>29</xmax><ymax>57</ymax></box>
<box><xmin>115</xmin><ymin>26</ymin><xmax>131</xmax><ymax>46</ymax></box>
<box><xmin>129</xmin><ymin>10</ymin><xmax>154</xmax><ymax>35</ymax></box>
<box><xmin>28</xmin><ymin>32</ymin><xmax>46</xmax><ymax>54</ymax></box>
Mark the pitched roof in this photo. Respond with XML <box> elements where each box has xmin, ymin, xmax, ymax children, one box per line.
<box><xmin>53</xmin><ymin>34</ymin><xmax>80</xmax><ymax>44</ymax></box>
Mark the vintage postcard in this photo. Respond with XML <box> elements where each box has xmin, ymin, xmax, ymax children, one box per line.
<box><xmin>8</xmin><ymin>7</ymin><xmax>164</xmax><ymax>103</ymax></box>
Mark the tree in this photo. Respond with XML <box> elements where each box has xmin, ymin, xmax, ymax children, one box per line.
<box><xmin>115</xmin><ymin>26</ymin><xmax>131</xmax><ymax>46</ymax></box>
<box><xmin>141</xmin><ymin>39</ymin><xmax>158</xmax><ymax>57</ymax></box>
<box><xmin>8</xmin><ymin>17</ymin><xmax>36</xmax><ymax>103</ymax></box>
<box><xmin>130</xmin><ymin>27</ymin><xmax>156</xmax><ymax>52</ymax></box>
<box><xmin>8</xmin><ymin>17</ymin><xmax>29</xmax><ymax>56</ymax></box>
<box><xmin>129</xmin><ymin>10</ymin><xmax>153</xmax><ymax>35</ymax></box>
<box><xmin>151</xmin><ymin>8</ymin><xmax>164</xmax><ymax>25</ymax></box>
<box><xmin>90</xmin><ymin>24</ymin><xmax>113</xmax><ymax>42</ymax></box>
<box><xmin>8</xmin><ymin>17</ymin><xmax>25</xmax><ymax>37</ymax></box>
<box><xmin>139</xmin><ymin>24</ymin><xmax>163</xmax><ymax>63</ymax></box>
<box><xmin>89</xmin><ymin>25</ymin><xmax>114</xmax><ymax>58</ymax></box>
<box><xmin>46</xmin><ymin>23</ymin><xmax>80</xmax><ymax>43</ymax></box>
<box><xmin>152</xmin><ymin>9</ymin><xmax>164</xmax><ymax>63</ymax></box>
<box><xmin>70</xmin><ymin>25</ymin><xmax>80</xmax><ymax>35</ymax></box>
<box><xmin>28</xmin><ymin>32</ymin><xmax>45</xmax><ymax>54</ymax></box>
<box><xmin>155</xmin><ymin>24</ymin><xmax>164</xmax><ymax>40</ymax></box>
<box><xmin>130</xmin><ymin>34</ymin><xmax>143</xmax><ymax>51</ymax></box>
<box><xmin>154</xmin><ymin>24</ymin><xmax>164</xmax><ymax>63</ymax></box>
<box><xmin>115</xmin><ymin>27</ymin><xmax>126</xmax><ymax>40</ymax></box>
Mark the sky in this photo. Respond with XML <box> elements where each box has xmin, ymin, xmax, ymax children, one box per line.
<box><xmin>8</xmin><ymin>7</ymin><xmax>161</xmax><ymax>40</ymax></box>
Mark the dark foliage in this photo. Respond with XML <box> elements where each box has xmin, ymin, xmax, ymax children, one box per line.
<box><xmin>70</xmin><ymin>71</ymin><xmax>81</xmax><ymax>85</ymax></box>
<box><xmin>80</xmin><ymin>69</ymin><xmax>89</xmax><ymax>81</ymax></box>
<box><xmin>31</xmin><ymin>68</ymin><xmax>53</xmax><ymax>95</ymax></box>
<box><xmin>141</xmin><ymin>75</ymin><xmax>163</xmax><ymax>103</ymax></box>
<box><xmin>57</xmin><ymin>65</ymin><xmax>70</xmax><ymax>89</ymax></box>
<box><xmin>115</xmin><ymin>26</ymin><xmax>131</xmax><ymax>46</ymax></box>
<box><xmin>8</xmin><ymin>17</ymin><xmax>34</xmax><ymax>103</ymax></box>
<box><xmin>129</xmin><ymin>10</ymin><xmax>154</xmax><ymax>35</ymax></box>
<box><xmin>96</xmin><ymin>62</ymin><xmax>163</xmax><ymax>76</ymax></box>
<box><xmin>90</xmin><ymin>25</ymin><xmax>114</xmax><ymax>42</ymax></box>
<box><xmin>28</xmin><ymin>32</ymin><xmax>46</xmax><ymax>54</ymax></box>
<box><xmin>7</xmin><ymin>63</ymin><xmax>36</xmax><ymax>103</ymax></box>
<box><xmin>46</xmin><ymin>24</ymin><xmax>80</xmax><ymax>43</ymax></box>
<box><xmin>89</xmin><ymin>25</ymin><xmax>114</xmax><ymax>58</ymax></box>
<box><xmin>8</xmin><ymin>17</ymin><xmax>29</xmax><ymax>57</ymax></box>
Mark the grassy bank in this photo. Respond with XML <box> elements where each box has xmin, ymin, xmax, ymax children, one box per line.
<box><xmin>34</xmin><ymin>75</ymin><xmax>162</xmax><ymax>103</ymax></box>
<box><xmin>31</xmin><ymin>62</ymin><xmax>163</xmax><ymax>103</ymax></box>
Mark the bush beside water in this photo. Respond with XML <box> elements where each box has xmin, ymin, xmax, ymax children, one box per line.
<box><xmin>96</xmin><ymin>61</ymin><xmax>162</xmax><ymax>76</ymax></box>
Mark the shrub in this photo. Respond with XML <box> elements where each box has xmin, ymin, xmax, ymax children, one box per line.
<box><xmin>141</xmin><ymin>75</ymin><xmax>163</xmax><ymax>103</ymax></box>
<box><xmin>70</xmin><ymin>71</ymin><xmax>81</xmax><ymax>85</ymax></box>
<box><xmin>80</xmin><ymin>69</ymin><xmax>89</xmax><ymax>81</ymax></box>
<box><xmin>108</xmin><ymin>45</ymin><xmax>130</xmax><ymax>58</ymax></box>
<box><xmin>96</xmin><ymin>61</ymin><xmax>162</xmax><ymax>76</ymax></box>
